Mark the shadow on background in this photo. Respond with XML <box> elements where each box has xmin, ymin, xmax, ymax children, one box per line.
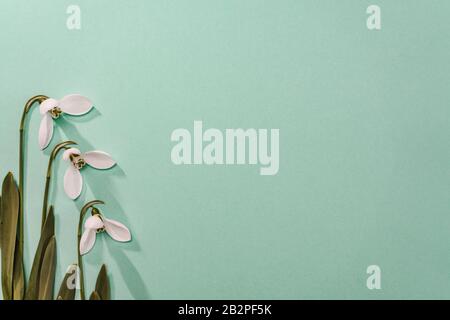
<box><xmin>56</xmin><ymin>110</ymin><xmax>149</xmax><ymax>299</ymax></box>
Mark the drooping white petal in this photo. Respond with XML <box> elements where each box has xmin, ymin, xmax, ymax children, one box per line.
<box><xmin>64</xmin><ymin>165</ymin><xmax>83</xmax><ymax>200</ymax></box>
<box><xmin>104</xmin><ymin>218</ymin><xmax>131</xmax><ymax>242</ymax></box>
<box><xmin>83</xmin><ymin>151</ymin><xmax>116</xmax><ymax>169</ymax></box>
<box><xmin>40</xmin><ymin>98</ymin><xmax>58</xmax><ymax>115</ymax></box>
<box><xmin>59</xmin><ymin>94</ymin><xmax>93</xmax><ymax>116</ymax></box>
<box><xmin>80</xmin><ymin>229</ymin><xmax>97</xmax><ymax>255</ymax></box>
<box><xmin>62</xmin><ymin>148</ymin><xmax>81</xmax><ymax>161</ymax></box>
<box><xmin>85</xmin><ymin>215</ymin><xmax>104</xmax><ymax>229</ymax></box>
<box><xmin>38</xmin><ymin>113</ymin><xmax>54</xmax><ymax>150</ymax></box>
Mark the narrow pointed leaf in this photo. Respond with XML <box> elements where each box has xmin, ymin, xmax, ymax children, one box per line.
<box><xmin>12</xmin><ymin>245</ymin><xmax>25</xmax><ymax>299</ymax></box>
<box><xmin>25</xmin><ymin>207</ymin><xmax>55</xmax><ymax>300</ymax></box>
<box><xmin>56</xmin><ymin>263</ymin><xmax>77</xmax><ymax>300</ymax></box>
<box><xmin>94</xmin><ymin>264</ymin><xmax>110</xmax><ymax>300</ymax></box>
<box><xmin>1</xmin><ymin>173</ymin><xmax>19</xmax><ymax>300</ymax></box>
<box><xmin>38</xmin><ymin>236</ymin><xmax>56</xmax><ymax>300</ymax></box>
<box><xmin>0</xmin><ymin>195</ymin><xmax>2</xmax><ymax>252</ymax></box>
<box><xmin>89</xmin><ymin>291</ymin><xmax>101</xmax><ymax>300</ymax></box>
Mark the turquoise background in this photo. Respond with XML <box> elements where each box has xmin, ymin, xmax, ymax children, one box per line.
<box><xmin>0</xmin><ymin>0</ymin><xmax>449</xmax><ymax>299</ymax></box>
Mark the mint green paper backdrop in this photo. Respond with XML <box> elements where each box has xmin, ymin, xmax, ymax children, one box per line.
<box><xmin>0</xmin><ymin>1</ymin><xmax>449</xmax><ymax>299</ymax></box>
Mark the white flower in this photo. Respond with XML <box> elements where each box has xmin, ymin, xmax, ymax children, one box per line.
<box><xmin>80</xmin><ymin>212</ymin><xmax>131</xmax><ymax>255</ymax></box>
<box><xmin>39</xmin><ymin>94</ymin><xmax>93</xmax><ymax>150</ymax></box>
<box><xmin>62</xmin><ymin>147</ymin><xmax>116</xmax><ymax>200</ymax></box>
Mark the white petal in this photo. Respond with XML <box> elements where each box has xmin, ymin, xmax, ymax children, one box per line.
<box><xmin>62</xmin><ymin>148</ymin><xmax>81</xmax><ymax>161</ymax></box>
<box><xmin>104</xmin><ymin>218</ymin><xmax>131</xmax><ymax>242</ymax></box>
<box><xmin>59</xmin><ymin>94</ymin><xmax>93</xmax><ymax>116</ymax></box>
<box><xmin>63</xmin><ymin>165</ymin><xmax>83</xmax><ymax>200</ymax></box>
<box><xmin>85</xmin><ymin>215</ymin><xmax>104</xmax><ymax>229</ymax></box>
<box><xmin>40</xmin><ymin>98</ymin><xmax>58</xmax><ymax>115</ymax></box>
<box><xmin>83</xmin><ymin>151</ymin><xmax>116</xmax><ymax>169</ymax></box>
<box><xmin>38</xmin><ymin>113</ymin><xmax>54</xmax><ymax>150</ymax></box>
<box><xmin>80</xmin><ymin>229</ymin><xmax>97</xmax><ymax>255</ymax></box>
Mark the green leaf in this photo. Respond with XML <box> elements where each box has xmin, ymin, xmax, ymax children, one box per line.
<box><xmin>12</xmin><ymin>246</ymin><xmax>25</xmax><ymax>300</ymax></box>
<box><xmin>38</xmin><ymin>236</ymin><xmax>56</xmax><ymax>300</ymax></box>
<box><xmin>94</xmin><ymin>264</ymin><xmax>110</xmax><ymax>300</ymax></box>
<box><xmin>1</xmin><ymin>172</ymin><xmax>20</xmax><ymax>300</ymax></box>
<box><xmin>0</xmin><ymin>195</ymin><xmax>2</xmax><ymax>252</ymax></box>
<box><xmin>25</xmin><ymin>207</ymin><xmax>55</xmax><ymax>300</ymax></box>
<box><xmin>56</xmin><ymin>263</ymin><xmax>77</xmax><ymax>300</ymax></box>
<box><xmin>89</xmin><ymin>291</ymin><xmax>101</xmax><ymax>300</ymax></box>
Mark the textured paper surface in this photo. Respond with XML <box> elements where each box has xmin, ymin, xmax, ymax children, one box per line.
<box><xmin>0</xmin><ymin>1</ymin><xmax>449</xmax><ymax>299</ymax></box>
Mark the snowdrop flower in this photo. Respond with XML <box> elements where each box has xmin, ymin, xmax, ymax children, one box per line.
<box><xmin>62</xmin><ymin>147</ymin><xmax>116</xmax><ymax>200</ymax></box>
<box><xmin>39</xmin><ymin>94</ymin><xmax>93</xmax><ymax>150</ymax></box>
<box><xmin>80</xmin><ymin>208</ymin><xmax>131</xmax><ymax>255</ymax></box>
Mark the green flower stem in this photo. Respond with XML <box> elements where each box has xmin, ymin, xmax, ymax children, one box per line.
<box><xmin>78</xmin><ymin>200</ymin><xmax>104</xmax><ymax>300</ymax></box>
<box><xmin>41</xmin><ymin>141</ymin><xmax>77</xmax><ymax>229</ymax></box>
<box><xmin>18</xmin><ymin>95</ymin><xmax>48</xmax><ymax>264</ymax></box>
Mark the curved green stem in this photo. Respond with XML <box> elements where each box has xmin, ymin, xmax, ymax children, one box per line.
<box><xmin>41</xmin><ymin>140</ymin><xmax>77</xmax><ymax>229</ymax></box>
<box><xmin>18</xmin><ymin>95</ymin><xmax>48</xmax><ymax>273</ymax></box>
<box><xmin>78</xmin><ymin>200</ymin><xmax>104</xmax><ymax>300</ymax></box>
